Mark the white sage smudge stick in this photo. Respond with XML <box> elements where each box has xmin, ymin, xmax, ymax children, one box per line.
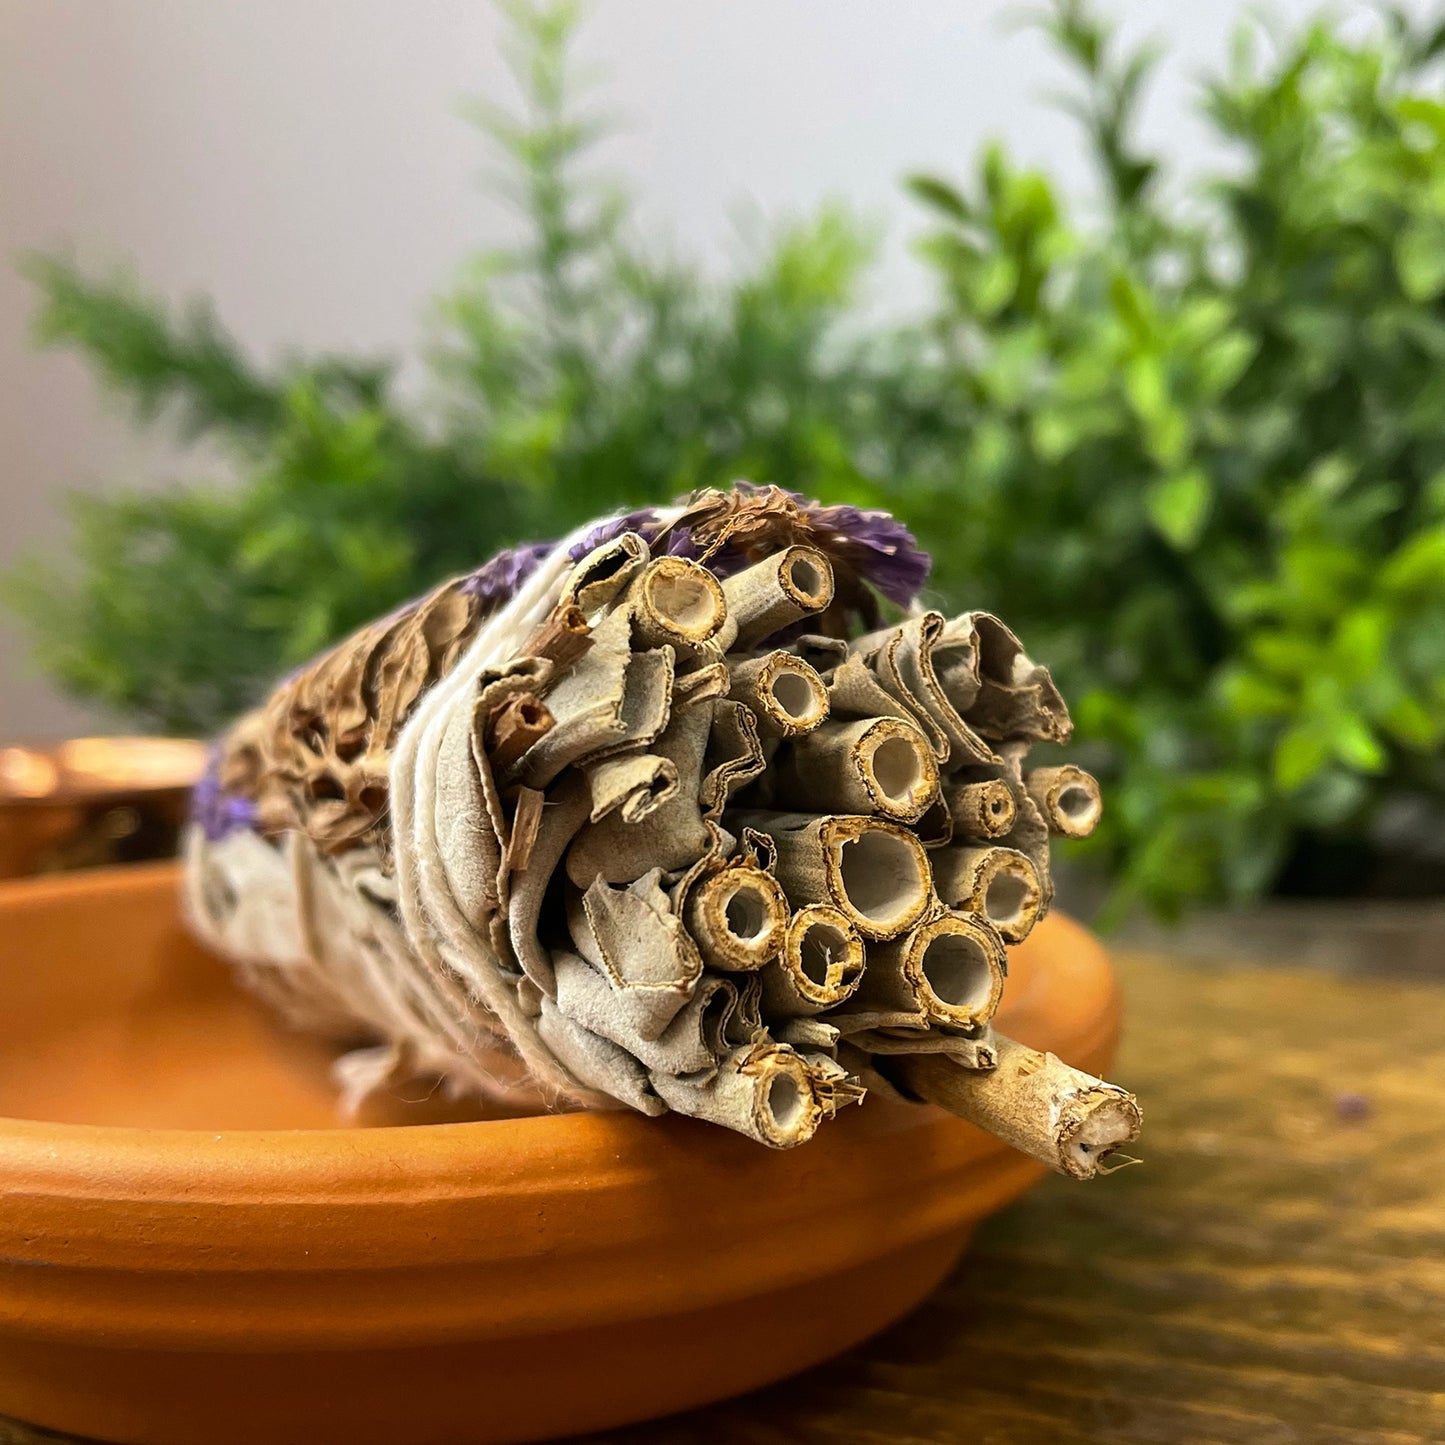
<box><xmin>183</xmin><ymin>484</ymin><xmax>1138</xmax><ymax>1170</ymax></box>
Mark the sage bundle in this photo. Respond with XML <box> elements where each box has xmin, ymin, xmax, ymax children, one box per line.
<box><xmin>184</xmin><ymin>486</ymin><xmax>1139</xmax><ymax>1175</ymax></box>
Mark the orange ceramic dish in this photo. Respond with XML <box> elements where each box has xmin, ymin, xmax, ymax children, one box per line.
<box><xmin>0</xmin><ymin>737</ymin><xmax>205</xmax><ymax>877</ymax></box>
<box><xmin>0</xmin><ymin>862</ymin><xmax>1123</xmax><ymax>1445</ymax></box>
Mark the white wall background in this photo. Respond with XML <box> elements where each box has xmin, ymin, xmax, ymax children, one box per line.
<box><xmin>0</xmin><ymin>0</ymin><xmax>1424</xmax><ymax>739</ymax></box>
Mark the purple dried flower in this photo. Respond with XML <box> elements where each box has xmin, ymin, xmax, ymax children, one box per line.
<box><xmin>662</xmin><ymin>524</ymin><xmax>758</xmax><ymax>578</ymax></box>
<box><xmin>728</xmin><ymin>485</ymin><xmax>930</xmax><ymax>607</ymax></box>
<box><xmin>191</xmin><ymin>754</ymin><xmax>258</xmax><ymax>842</ymax></box>
<box><xmin>568</xmin><ymin>509</ymin><xmax>663</xmax><ymax>562</ymax></box>
<box><xmin>461</xmin><ymin>540</ymin><xmax>553</xmax><ymax>610</ymax></box>
<box><xmin>805</xmin><ymin>501</ymin><xmax>932</xmax><ymax>607</ymax></box>
<box><xmin>664</xmin><ymin>526</ymin><xmax>699</xmax><ymax>559</ymax></box>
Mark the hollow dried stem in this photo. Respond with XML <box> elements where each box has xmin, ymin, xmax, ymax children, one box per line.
<box><xmin>944</xmin><ymin>778</ymin><xmax>1017</xmax><ymax>840</ymax></box>
<box><xmin>520</xmin><ymin>602</ymin><xmax>593</xmax><ymax>674</ymax></box>
<box><xmin>1025</xmin><ymin>765</ymin><xmax>1103</xmax><ymax>839</ymax></box>
<box><xmin>650</xmin><ymin>1041</ymin><xmax>825</xmax><ymax>1149</ymax></box>
<box><xmin>735</xmin><ymin>811</ymin><xmax>934</xmax><ymax>941</ymax></box>
<box><xmin>931</xmin><ymin>845</ymin><xmax>1042</xmax><ymax>944</ymax></box>
<box><xmin>482</xmin><ymin>693</ymin><xmax>556</xmax><ymax>777</ymax></box>
<box><xmin>684</xmin><ymin>864</ymin><xmax>789</xmax><ymax>972</ymax></box>
<box><xmin>631</xmin><ymin>556</ymin><xmax>728</xmax><ymax>653</ymax></box>
<box><xmin>897</xmin><ymin>1034</ymin><xmax>1141</xmax><ymax>1180</ymax></box>
<box><xmin>773</xmin><ymin>717</ymin><xmax>940</xmax><ymax>824</ymax></box>
<box><xmin>729</xmin><ymin>651</ymin><xmax>830</xmax><ymax>738</ymax></box>
<box><xmin>854</xmin><ymin>910</ymin><xmax>1005</xmax><ymax>1029</ymax></box>
<box><xmin>717</xmin><ymin>545</ymin><xmax>834</xmax><ymax>651</ymax></box>
<box><xmin>759</xmin><ymin>904</ymin><xmax>865</xmax><ymax>1016</ymax></box>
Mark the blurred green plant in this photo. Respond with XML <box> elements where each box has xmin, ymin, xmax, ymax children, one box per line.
<box><xmin>897</xmin><ymin>1</ymin><xmax>1445</xmax><ymax>913</ymax></box>
<box><xmin>5</xmin><ymin>0</ymin><xmax>899</xmax><ymax>734</ymax></box>
<box><xmin>9</xmin><ymin>0</ymin><xmax>1445</xmax><ymax>914</ymax></box>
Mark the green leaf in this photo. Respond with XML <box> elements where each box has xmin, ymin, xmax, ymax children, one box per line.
<box><xmin>905</xmin><ymin>174</ymin><xmax>974</xmax><ymax>224</ymax></box>
<box><xmin>1109</xmin><ymin>270</ymin><xmax>1155</xmax><ymax>344</ymax></box>
<box><xmin>1396</xmin><ymin>95</ymin><xmax>1445</xmax><ymax>143</ymax></box>
<box><xmin>1195</xmin><ymin>331</ymin><xmax>1257</xmax><ymax>397</ymax></box>
<box><xmin>1273</xmin><ymin>724</ymin><xmax>1330</xmax><ymax>791</ymax></box>
<box><xmin>1217</xmin><ymin>668</ymin><xmax>1293</xmax><ymax>718</ymax></box>
<box><xmin>974</xmin><ymin>254</ymin><xmax>1019</xmax><ymax>316</ymax></box>
<box><xmin>1380</xmin><ymin>527</ymin><xmax>1445</xmax><ymax>594</ymax></box>
<box><xmin>1332</xmin><ymin>608</ymin><xmax>1388</xmax><ymax>684</ymax></box>
<box><xmin>1395</xmin><ymin>217</ymin><xmax>1445</xmax><ymax>302</ymax></box>
<box><xmin>1328</xmin><ymin>712</ymin><xmax>1387</xmax><ymax>773</ymax></box>
<box><xmin>1382</xmin><ymin>694</ymin><xmax>1441</xmax><ymax>749</ymax></box>
<box><xmin>1124</xmin><ymin>355</ymin><xmax>1167</xmax><ymax>422</ymax></box>
<box><xmin>1145</xmin><ymin>468</ymin><xmax>1211</xmax><ymax>549</ymax></box>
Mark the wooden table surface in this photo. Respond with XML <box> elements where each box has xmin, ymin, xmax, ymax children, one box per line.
<box><xmin>583</xmin><ymin>949</ymin><xmax>1445</xmax><ymax>1445</ymax></box>
<box><xmin>4</xmin><ymin>949</ymin><xmax>1444</xmax><ymax>1445</ymax></box>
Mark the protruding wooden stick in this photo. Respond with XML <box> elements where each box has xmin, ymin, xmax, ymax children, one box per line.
<box><xmin>735</xmin><ymin>811</ymin><xmax>935</xmax><ymax>941</ymax></box>
<box><xmin>717</xmin><ymin>545</ymin><xmax>834</xmax><ymax>650</ymax></box>
<box><xmin>772</xmin><ymin>716</ymin><xmax>940</xmax><ymax>823</ymax></box>
<box><xmin>944</xmin><ymin>778</ymin><xmax>1017</xmax><ymax>840</ymax></box>
<box><xmin>1025</xmin><ymin>765</ymin><xmax>1103</xmax><ymax>838</ymax></box>
<box><xmin>931</xmin><ymin>844</ymin><xmax>1042</xmax><ymax>943</ymax></box>
<box><xmin>482</xmin><ymin>693</ymin><xmax>556</xmax><ymax>777</ymax></box>
<box><xmin>684</xmin><ymin>864</ymin><xmax>790</xmax><ymax>972</ymax></box>
<box><xmin>728</xmin><ymin>651</ymin><xmax>830</xmax><ymax>738</ymax></box>
<box><xmin>520</xmin><ymin>601</ymin><xmax>593</xmax><ymax>674</ymax></box>
<box><xmin>854</xmin><ymin>910</ymin><xmax>1005</xmax><ymax>1029</ymax></box>
<box><xmin>759</xmin><ymin>904</ymin><xmax>865</xmax><ymax>1016</ymax></box>
<box><xmin>897</xmin><ymin>1034</ymin><xmax>1141</xmax><ymax>1180</ymax></box>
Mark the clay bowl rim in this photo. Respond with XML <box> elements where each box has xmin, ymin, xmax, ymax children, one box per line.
<box><xmin>0</xmin><ymin>862</ymin><xmax>1121</xmax><ymax>1355</ymax></box>
<box><xmin>0</xmin><ymin>737</ymin><xmax>207</xmax><ymax>806</ymax></box>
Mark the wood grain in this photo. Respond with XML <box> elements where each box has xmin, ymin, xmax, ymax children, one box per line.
<box><xmin>5</xmin><ymin>950</ymin><xmax>1444</xmax><ymax>1444</ymax></box>
<box><xmin>582</xmin><ymin>951</ymin><xmax>1445</xmax><ymax>1445</ymax></box>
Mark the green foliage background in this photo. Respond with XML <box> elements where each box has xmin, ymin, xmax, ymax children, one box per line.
<box><xmin>10</xmin><ymin>0</ymin><xmax>1445</xmax><ymax>915</ymax></box>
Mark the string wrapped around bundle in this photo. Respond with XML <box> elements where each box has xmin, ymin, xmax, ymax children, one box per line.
<box><xmin>184</xmin><ymin>485</ymin><xmax>1140</xmax><ymax>1175</ymax></box>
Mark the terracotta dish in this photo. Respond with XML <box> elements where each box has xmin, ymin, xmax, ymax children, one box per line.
<box><xmin>0</xmin><ymin>737</ymin><xmax>205</xmax><ymax>878</ymax></box>
<box><xmin>0</xmin><ymin>862</ymin><xmax>1123</xmax><ymax>1445</ymax></box>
